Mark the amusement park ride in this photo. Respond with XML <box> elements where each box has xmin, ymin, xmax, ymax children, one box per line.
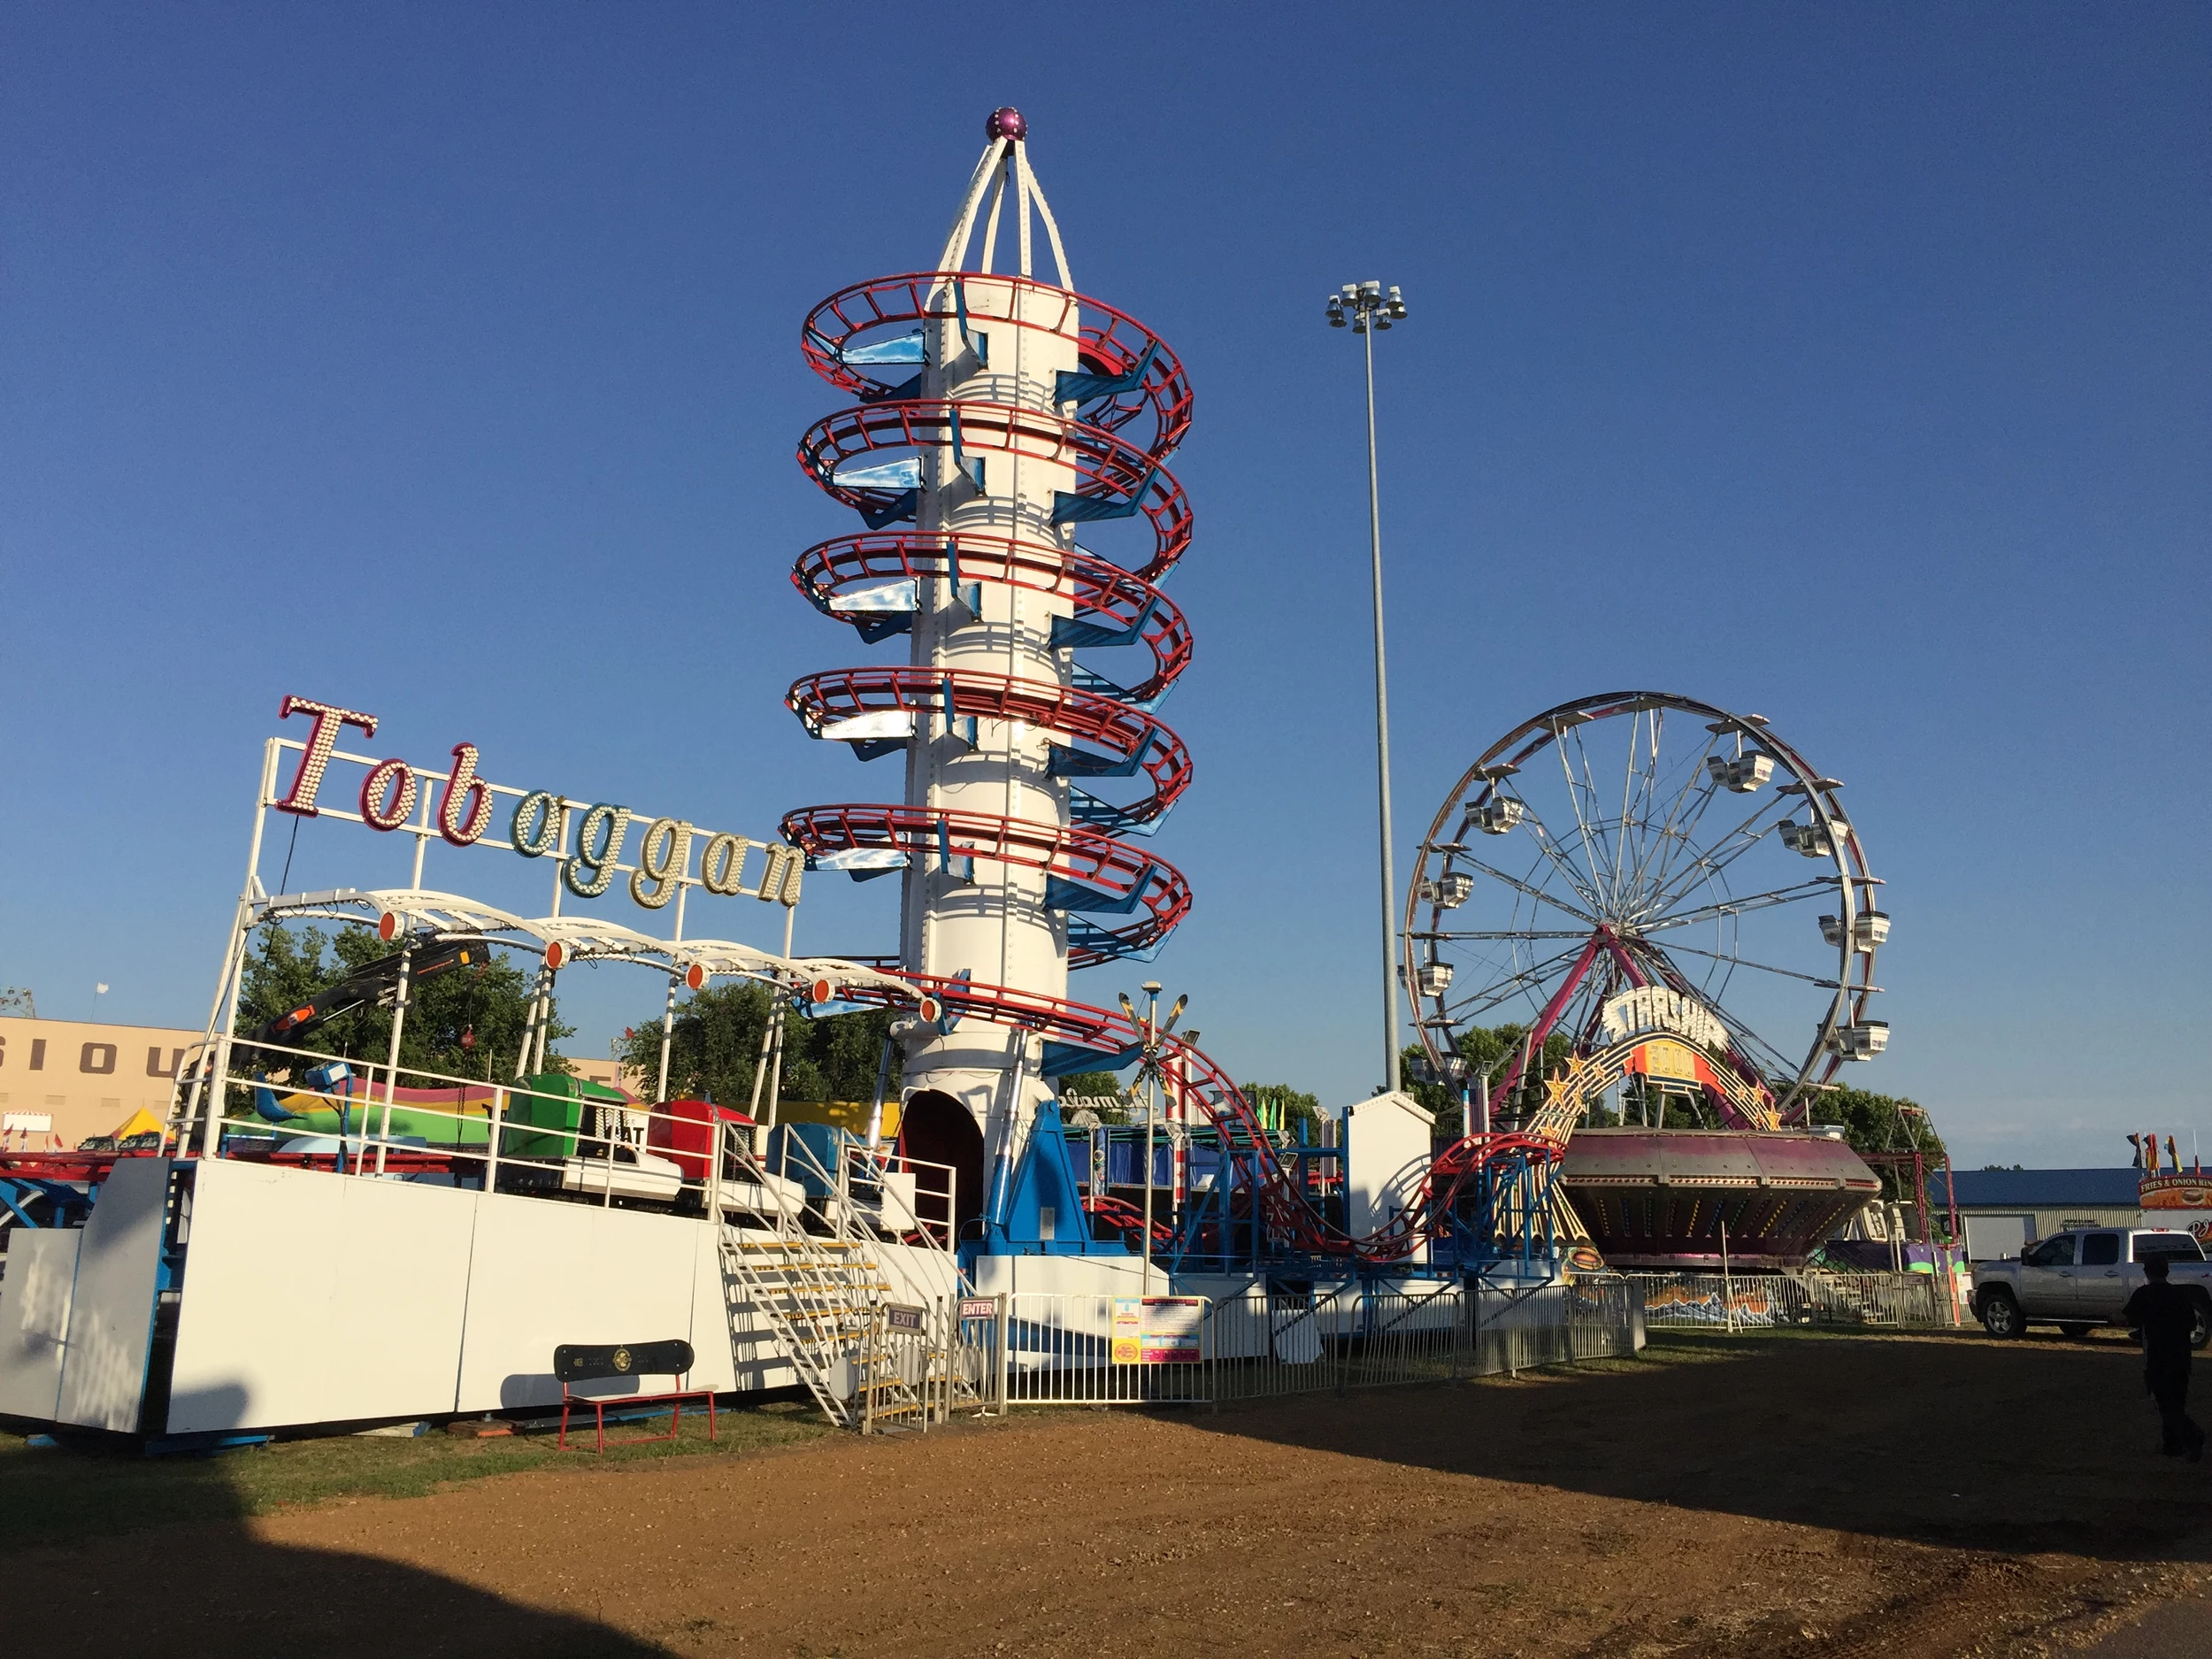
<box><xmin>1402</xmin><ymin>692</ymin><xmax>1890</xmax><ymax>1267</ymax></box>
<box><xmin>0</xmin><ymin>111</ymin><xmax>1896</xmax><ymax>1441</ymax></box>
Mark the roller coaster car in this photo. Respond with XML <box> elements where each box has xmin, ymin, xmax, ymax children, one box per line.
<box><xmin>497</xmin><ymin>1076</ymin><xmax>686</xmax><ymax>1204</ymax></box>
<box><xmin>497</xmin><ymin>1145</ymin><xmax>687</xmax><ymax>1205</ymax></box>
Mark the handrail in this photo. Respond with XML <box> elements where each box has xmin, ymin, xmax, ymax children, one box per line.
<box><xmin>157</xmin><ymin>1033</ymin><xmax>723</xmax><ymax>1212</ymax></box>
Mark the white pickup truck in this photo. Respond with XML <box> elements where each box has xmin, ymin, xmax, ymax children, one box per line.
<box><xmin>1971</xmin><ymin>1227</ymin><xmax>2212</xmax><ymax>1345</ymax></box>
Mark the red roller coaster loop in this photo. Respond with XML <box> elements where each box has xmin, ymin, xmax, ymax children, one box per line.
<box><xmin>790</xmin><ymin>533</ymin><xmax>1192</xmax><ymax>707</ymax></box>
<box><xmin>819</xmin><ymin>968</ymin><xmax>1558</xmax><ymax>1264</ymax></box>
<box><xmin>795</xmin><ymin>400</ymin><xmax>1193</xmax><ymax>581</ymax></box>
<box><xmin>802</xmin><ymin>271</ymin><xmax>1192</xmax><ymax>453</ymax></box>
<box><xmin>780</xmin><ymin>803</ymin><xmax>1192</xmax><ymax>968</ymax></box>
<box><xmin>785</xmin><ymin>666</ymin><xmax>1190</xmax><ymax>826</ymax></box>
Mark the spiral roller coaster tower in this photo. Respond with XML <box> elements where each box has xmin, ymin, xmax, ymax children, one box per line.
<box><xmin>782</xmin><ymin>110</ymin><xmax>1194</xmax><ymax>1180</ymax></box>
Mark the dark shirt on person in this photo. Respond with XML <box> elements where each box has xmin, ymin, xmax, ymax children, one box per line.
<box><xmin>2123</xmin><ymin>1280</ymin><xmax>2197</xmax><ymax>1369</ymax></box>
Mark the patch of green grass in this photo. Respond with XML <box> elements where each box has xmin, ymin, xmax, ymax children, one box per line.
<box><xmin>0</xmin><ymin>1400</ymin><xmax>827</xmax><ymax>1554</ymax></box>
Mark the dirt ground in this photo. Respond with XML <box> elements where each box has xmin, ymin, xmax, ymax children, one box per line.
<box><xmin>15</xmin><ymin>1329</ymin><xmax>2212</xmax><ymax>1658</ymax></box>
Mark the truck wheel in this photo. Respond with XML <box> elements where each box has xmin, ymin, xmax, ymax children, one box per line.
<box><xmin>1979</xmin><ymin>1288</ymin><xmax>2024</xmax><ymax>1339</ymax></box>
<box><xmin>2058</xmin><ymin>1323</ymin><xmax>2093</xmax><ymax>1340</ymax></box>
<box><xmin>2191</xmin><ymin>1297</ymin><xmax>2211</xmax><ymax>1352</ymax></box>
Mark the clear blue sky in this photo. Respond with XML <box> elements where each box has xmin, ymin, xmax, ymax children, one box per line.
<box><xmin>4</xmin><ymin>5</ymin><xmax>2204</xmax><ymax>1168</ymax></box>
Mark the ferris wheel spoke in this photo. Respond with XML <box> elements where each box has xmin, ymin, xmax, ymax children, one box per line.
<box><xmin>1626</xmin><ymin>728</ymin><xmax>1722</xmax><ymax>908</ymax></box>
<box><xmin>1640</xmin><ymin>726</ymin><xmax>1790</xmax><ymax>907</ymax></box>
<box><xmin>1637</xmin><ymin>945</ymin><xmax>1805</xmax><ymax>1082</ymax></box>
<box><xmin>1640</xmin><ymin>879</ymin><xmax>1837</xmax><ymax>934</ymax></box>
<box><xmin>1576</xmin><ymin>726</ymin><xmax>1631</xmax><ymax>913</ymax></box>
<box><xmin>1458</xmin><ymin>854</ymin><xmax>1601</xmax><ymax>928</ymax></box>
<box><xmin>1439</xmin><ymin>941</ymin><xmax>1594</xmax><ymax>1024</ymax></box>
<box><xmin>1619</xmin><ymin>708</ymin><xmax>1666</xmax><ymax>903</ymax></box>
<box><xmin>1553</xmin><ymin>732</ymin><xmax>1613</xmax><ymax>910</ymax></box>
<box><xmin>1714</xmin><ymin>1017</ymin><xmax>1801</xmax><ymax>1084</ymax></box>
<box><xmin>1509</xmin><ymin>805</ymin><xmax>1605</xmax><ymax>915</ymax></box>
<box><xmin>1637</xmin><ymin>795</ymin><xmax>1793</xmax><ymax>926</ymax></box>
<box><xmin>1656</xmin><ymin>937</ymin><xmax>1855</xmax><ymax>990</ymax></box>
<box><xmin>1611</xmin><ymin>711</ymin><xmax>1657</xmax><ymax>911</ymax></box>
<box><xmin>1425</xmin><ymin>930</ymin><xmax>1591</xmax><ymax>941</ymax></box>
<box><xmin>1640</xmin><ymin>759</ymin><xmax>1731</xmax><ymax>900</ymax></box>
<box><xmin>1567</xmin><ymin>726</ymin><xmax>1625</xmax><ymax>910</ymax></box>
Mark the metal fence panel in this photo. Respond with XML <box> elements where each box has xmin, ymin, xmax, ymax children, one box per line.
<box><xmin>1628</xmin><ymin>1270</ymin><xmax>1949</xmax><ymax>1330</ymax></box>
<box><xmin>997</xmin><ymin>1279</ymin><xmax>1646</xmax><ymax>1409</ymax></box>
<box><xmin>1000</xmin><ymin>1293</ymin><xmax>1210</xmax><ymax>1406</ymax></box>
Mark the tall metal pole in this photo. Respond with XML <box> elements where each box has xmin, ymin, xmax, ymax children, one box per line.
<box><xmin>1361</xmin><ymin>314</ymin><xmax>1401</xmax><ymax>1098</ymax></box>
<box><xmin>1141</xmin><ymin>983</ymin><xmax>1159</xmax><ymax>1299</ymax></box>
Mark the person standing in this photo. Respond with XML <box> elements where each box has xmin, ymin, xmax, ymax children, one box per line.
<box><xmin>2122</xmin><ymin>1255</ymin><xmax>2204</xmax><ymax>1461</ymax></box>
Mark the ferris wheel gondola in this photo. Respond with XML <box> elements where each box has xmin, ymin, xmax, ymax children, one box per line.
<box><xmin>1404</xmin><ymin>692</ymin><xmax>1889</xmax><ymax>1127</ymax></box>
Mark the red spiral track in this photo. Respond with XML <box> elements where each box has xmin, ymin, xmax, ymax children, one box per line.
<box><xmin>781</xmin><ymin>267</ymin><xmax>1195</xmax><ymax>970</ymax></box>
<box><xmin>795</xmin><ymin>399</ymin><xmax>1192</xmax><ymax>580</ymax></box>
<box><xmin>787</xmin><ymin>667</ymin><xmax>1190</xmax><ymax>822</ymax></box>
<box><xmin>803</xmin><ymin>272</ymin><xmax>1193</xmax><ymax>451</ymax></box>
<box><xmin>792</xmin><ymin>533</ymin><xmax>1191</xmax><ymax>708</ymax></box>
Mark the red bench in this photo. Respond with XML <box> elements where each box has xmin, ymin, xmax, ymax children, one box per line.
<box><xmin>554</xmin><ymin>1339</ymin><xmax>716</xmax><ymax>1454</ymax></box>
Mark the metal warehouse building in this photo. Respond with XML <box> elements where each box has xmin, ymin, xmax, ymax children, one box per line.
<box><xmin>1947</xmin><ymin>1167</ymin><xmax>2147</xmax><ymax>1260</ymax></box>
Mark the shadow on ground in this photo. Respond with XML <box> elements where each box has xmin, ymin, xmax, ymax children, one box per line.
<box><xmin>0</xmin><ymin>1403</ymin><xmax>827</xmax><ymax>1657</ymax></box>
<box><xmin>19</xmin><ymin>1522</ymin><xmax>673</xmax><ymax>1656</ymax></box>
<box><xmin>1187</xmin><ymin>1327</ymin><xmax>2212</xmax><ymax>1563</ymax></box>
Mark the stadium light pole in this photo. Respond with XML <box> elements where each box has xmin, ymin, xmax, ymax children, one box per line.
<box><xmin>1326</xmin><ymin>280</ymin><xmax>1409</xmax><ymax>1095</ymax></box>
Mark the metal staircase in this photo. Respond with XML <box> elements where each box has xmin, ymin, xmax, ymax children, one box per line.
<box><xmin>712</xmin><ymin>1125</ymin><xmax>929</xmax><ymax>1431</ymax></box>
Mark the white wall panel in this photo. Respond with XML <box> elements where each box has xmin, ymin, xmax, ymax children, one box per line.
<box><xmin>878</xmin><ymin>1240</ymin><xmax>963</xmax><ymax>1309</ymax></box>
<box><xmin>0</xmin><ymin>1229</ymin><xmax>81</xmax><ymax>1420</ymax></box>
<box><xmin>454</xmin><ymin>1194</ymin><xmax>712</xmax><ymax>1411</ymax></box>
<box><xmin>166</xmin><ymin>1160</ymin><xmax>477</xmax><ymax>1434</ymax></box>
<box><xmin>1346</xmin><ymin>1091</ymin><xmax>1436</xmax><ymax>1246</ymax></box>
<box><xmin>86</xmin><ymin>1160</ymin><xmax>815</xmax><ymax>1433</ymax></box>
<box><xmin>56</xmin><ymin>1158</ymin><xmax>169</xmax><ymax>1431</ymax></box>
<box><xmin>971</xmin><ymin>1252</ymin><xmax>1148</xmax><ymax>1300</ymax></box>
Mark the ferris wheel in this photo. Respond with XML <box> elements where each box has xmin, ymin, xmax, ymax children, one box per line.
<box><xmin>1403</xmin><ymin>692</ymin><xmax>1889</xmax><ymax>1127</ymax></box>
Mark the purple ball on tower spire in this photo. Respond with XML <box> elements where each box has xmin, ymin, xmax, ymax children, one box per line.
<box><xmin>986</xmin><ymin>107</ymin><xmax>1027</xmax><ymax>142</ymax></box>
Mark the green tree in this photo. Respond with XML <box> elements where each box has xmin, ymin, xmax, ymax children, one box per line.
<box><xmin>1815</xmin><ymin>1085</ymin><xmax>1947</xmax><ymax>1205</ymax></box>
<box><xmin>236</xmin><ymin>925</ymin><xmax>570</xmax><ymax>1082</ymax></box>
<box><xmin>1402</xmin><ymin>1024</ymin><xmax>1576</xmax><ymax>1137</ymax></box>
<box><xmin>1240</xmin><ymin>1083</ymin><xmax>1325</xmax><ymax>1139</ymax></box>
<box><xmin>618</xmin><ymin>982</ymin><xmax>896</xmax><ymax>1108</ymax></box>
<box><xmin>1816</xmin><ymin>1085</ymin><xmax>1946</xmax><ymax>1157</ymax></box>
